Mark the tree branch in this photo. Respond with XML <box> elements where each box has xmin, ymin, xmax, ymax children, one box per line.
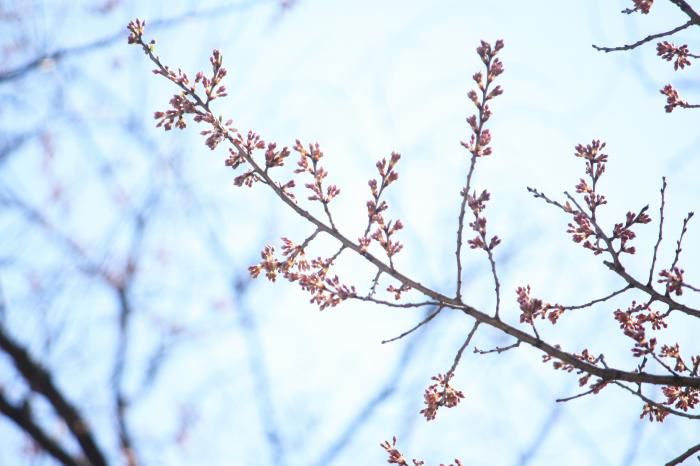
<box><xmin>0</xmin><ymin>391</ymin><xmax>83</xmax><ymax>466</ymax></box>
<box><xmin>130</xmin><ymin>29</ymin><xmax>700</xmax><ymax>392</ymax></box>
<box><xmin>592</xmin><ymin>20</ymin><xmax>694</xmax><ymax>53</ymax></box>
<box><xmin>665</xmin><ymin>441</ymin><xmax>700</xmax><ymax>466</ymax></box>
<box><xmin>668</xmin><ymin>0</ymin><xmax>700</xmax><ymax>24</ymax></box>
<box><xmin>0</xmin><ymin>327</ymin><xmax>107</xmax><ymax>466</ymax></box>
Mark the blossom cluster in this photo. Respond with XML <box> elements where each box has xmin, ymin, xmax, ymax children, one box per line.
<box><xmin>657</xmin><ymin>41</ymin><xmax>693</xmax><ymax>70</ymax></box>
<box><xmin>631</xmin><ymin>0</ymin><xmax>653</xmax><ymax>14</ymax></box>
<box><xmin>419</xmin><ymin>373</ymin><xmax>465</xmax><ymax>421</ymax></box>
<box><xmin>461</xmin><ymin>40</ymin><xmax>504</xmax><ymax>159</ymax></box>
<box><xmin>362</xmin><ymin>152</ymin><xmax>404</xmax><ymax>262</ymax></box>
<box><xmin>515</xmin><ymin>285</ymin><xmax>564</xmax><ymax>325</ymax></box>
<box><xmin>566</xmin><ymin>140</ymin><xmax>651</xmax><ymax>255</ymax></box>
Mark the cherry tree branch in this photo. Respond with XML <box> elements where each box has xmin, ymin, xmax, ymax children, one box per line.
<box><xmin>128</xmin><ymin>21</ymin><xmax>700</xmax><ymax>397</ymax></box>
<box><xmin>665</xmin><ymin>442</ymin><xmax>700</xmax><ymax>466</ymax></box>
<box><xmin>592</xmin><ymin>20</ymin><xmax>694</xmax><ymax>53</ymax></box>
<box><xmin>668</xmin><ymin>0</ymin><xmax>700</xmax><ymax>24</ymax></box>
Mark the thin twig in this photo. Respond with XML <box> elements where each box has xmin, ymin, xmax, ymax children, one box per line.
<box><xmin>381</xmin><ymin>307</ymin><xmax>443</xmax><ymax>344</ymax></box>
<box><xmin>474</xmin><ymin>340</ymin><xmax>520</xmax><ymax>355</ymax></box>
<box><xmin>367</xmin><ymin>269</ymin><xmax>383</xmax><ymax>298</ymax></box>
<box><xmin>485</xmin><ymin>239</ymin><xmax>501</xmax><ymax>319</ymax></box>
<box><xmin>353</xmin><ymin>296</ymin><xmax>440</xmax><ymax>309</ymax></box>
<box><xmin>650</xmin><ymin>351</ymin><xmax>680</xmax><ymax>377</ymax></box>
<box><xmin>670</xmin><ymin>212</ymin><xmax>694</xmax><ymax>270</ymax></box>
<box><xmin>559</xmin><ymin>285</ymin><xmax>632</xmax><ymax>311</ymax></box>
<box><xmin>682</xmin><ymin>282</ymin><xmax>700</xmax><ymax>293</ymax></box>
<box><xmin>556</xmin><ymin>386</ymin><xmax>600</xmax><ymax>403</ymax></box>
<box><xmin>350</xmin><ymin>295</ymin><xmax>441</xmax><ymax>308</ymax></box>
<box><xmin>648</xmin><ymin>178</ymin><xmax>667</xmax><ymax>286</ymax></box>
<box><xmin>445</xmin><ymin>321</ymin><xmax>481</xmax><ymax>377</ymax></box>
<box><xmin>665</xmin><ymin>442</ymin><xmax>700</xmax><ymax>466</ymax></box>
<box><xmin>592</xmin><ymin>21</ymin><xmax>694</xmax><ymax>53</ymax></box>
<box><xmin>527</xmin><ymin>187</ymin><xmax>568</xmax><ymax>211</ymax></box>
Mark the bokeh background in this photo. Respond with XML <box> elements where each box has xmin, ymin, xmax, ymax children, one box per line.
<box><xmin>1</xmin><ymin>1</ymin><xmax>698</xmax><ymax>465</ymax></box>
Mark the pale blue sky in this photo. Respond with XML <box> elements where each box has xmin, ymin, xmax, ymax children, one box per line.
<box><xmin>0</xmin><ymin>1</ymin><xmax>698</xmax><ymax>465</ymax></box>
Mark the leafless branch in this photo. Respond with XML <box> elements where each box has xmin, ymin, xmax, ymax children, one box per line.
<box><xmin>668</xmin><ymin>0</ymin><xmax>700</xmax><ymax>24</ymax></box>
<box><xmin>559</xmin><ymin>285</ymin><xmax>633</xmax><ymax>311</ymax></box>
<box><xmin>0</xmin><ymin>392</ymin><xmax>82</xmax><ymax>466</ymax></box>
<box><xmin>382</xmin><ymin>306</ymin><xmax>444</xmax><ymax>344</ymax></box>
<box><xmin>474</xmin><ymin>340</ymin><xmax>520</xmax><ymax>355</ymax></box>
<box><xmin>445</xmin><ymin>321</ymin><xmax>481</xmax><ymax>378</ymax></box>
<box><xmin>665</xmin><ymin>442</ymin><xmax>700</xmax><ymax>466</ymax></box>
<box><xmin>648</xmin><ymin>178</ymin><xmax>667</xmax><ymax>285</ymax></box>
<box><xmin>0</xmin><ymin>327</ymin><xmax>107</xmax><ymax>466</ymax></box>
<box><xmin>670</xmin><ymin>212</ymin><xmax>694</xmax><ymax>271</ymax></box>
<box><xmin>592</xmin><ymin>21</ymin><xmax>694</xmax><ymax>53</ymax></box>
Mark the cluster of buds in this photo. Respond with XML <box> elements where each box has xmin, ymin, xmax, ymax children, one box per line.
<box><xmin>542</xmin><ymin>348</ymin><xmax>608</xmax><ymax>392</ymax></box>
<box><xmin>611</xmin><ymin>208</ymin><xmax>651</xmax><ymax>254</ymax></box>
<box><xmin>225</xmin><ymin>131</ymin><xmax>266</xmax><ymax>187</ymax></box>
<box><xmin>659</xmin><ymin>343</ymin><xmax>690</xmax><ymax>373</ymax></box>
<box><xmin>631</xmin><ymin>0</ymin><xmax>653</xmax><ymax>14</ymax></box>
<box><xmin>611</xmin><ymin>300</ymin><xmax>700</xmax><ymax>419</ymax></box>
<box><xmin>614</xmin><ymin>301</ymin><xmax>667</xmax><ymax>345</ymax></box>
<box><xmin>567</xmin><ymin>211</ymin><xmax>602</xmax><ymax>254</ymax></box>
<box><xmin>294</xmin><ymin>140</ymin><xmax>340</xmax><ymax>205</ymax></box>
<box><xmin>661</xmin><ymin>386</ymin><xmax>700</xmax><ymax>412</ymax></box>
<box><xmin>126</xmin><ymin>19</ymin><xmax>147</xmax><ymax>45</ymax></box>
<box><xmin>362</xmin><ymin>152</ymin><xmax>404</xmax><ymax>263</ymax></box>
<box><xmin>657</xmin><ymin>266</ymin><xmax>685</xmax><ymax>296</ymax></box>
<box><xmin>153</xmin><ymin>54</ymin><xmax>230</xmax><ymax>133</ymax></box>
<box><xmin>515</xmin><ymin>285</ymin><xmax>564</xmax><ymax>325</ymax></box>
<box><xmin>419</xmin><ymin>373</ymin><xmax>465</xmax><ymax>421</ymax></box>
<box><xmin>640</xmin><ymin>403</ymin><xmax>669</xmax><ymax>422</ymax></box>
<box><xmin>656</xmin><ymin>345</ymin><xmax>700</xmax><ymax>416</ymax></box>
<box><xmin>380</xmin><ymin>437</ymin><xmax>415</xmax><ymax>466</ymax></box>
<box><xmin>462</xmin><ymin>40</ymin><xmax>504</xmax><ymax>159</ymax></box>
<box><xmin>654</xmin><ymin>35</ymin><xmax>697</xmax><ymax>112</ymax></box>
<box><xmin>574</xmin><ymin>140</ymin><xmax>607</xmax><ymax>209</ymax></box>
<box><xmin>248</xmin><ymin>238</ymin><xmax>356</xmax><ymax>310</ymax></box>
<box><xmin>199</xmin><ymin>49</ymin><xmax>228</xmax><ymax>102</ymax></box>
<box><xmin>656</xmin><ymin>41</ymin><xmax>692</xmax><ymax>70</ymax></box>
<box><xmin>465</xmin><ymin>189</ymin><xmax>500</xmax><ymax>251</ymax></box>
<box><xmin>154</xmin><ymin>94</ymin><xmax>198</xmax><ymax>131</ymax></box>
<box><xmin>567</xmin><ymin>140</ymin><xmax>651</xmax><ymax>255</ymax></box>
<box><xmin>660</xmin><ymin>84</ymin><xmax>690</xmax><ymax>113</ymax></box>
